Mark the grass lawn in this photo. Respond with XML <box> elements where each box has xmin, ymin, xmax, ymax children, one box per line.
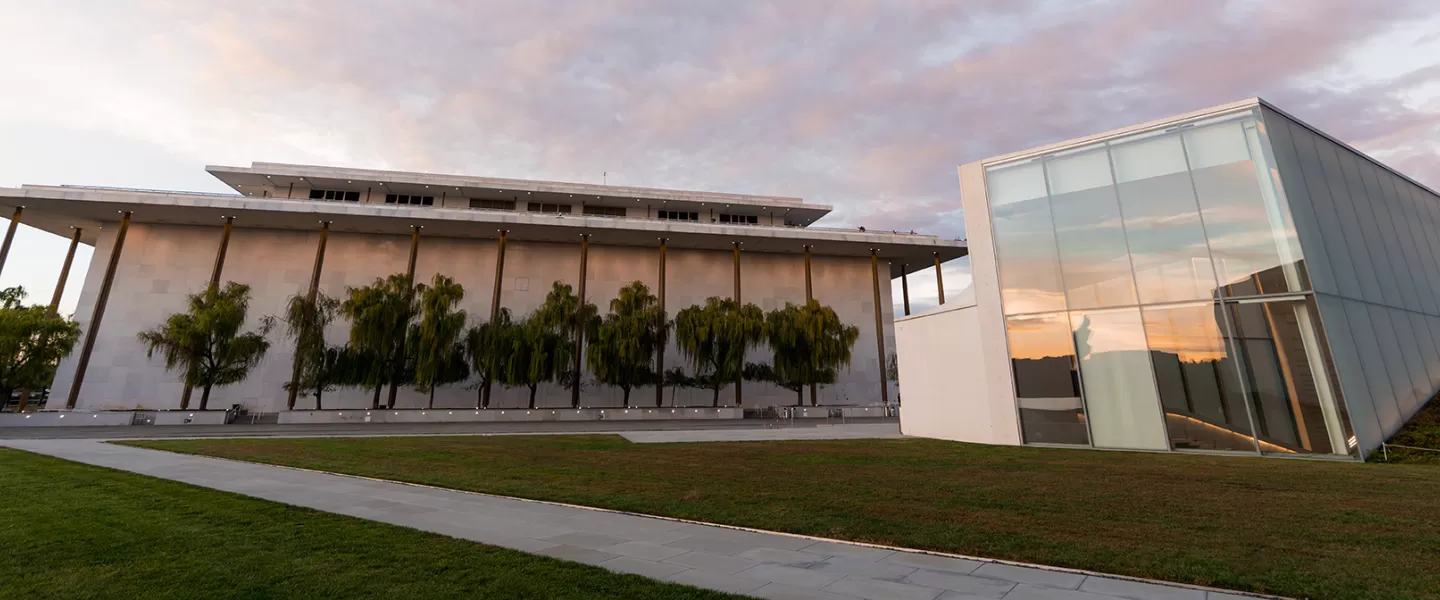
<box><xmin>127</xmin><ymin>435</ymin><xmax>1440</xmax><ymax>600</ymax></box>
<box><xmin>0</xmin><ymin>448</ymin><xmax>745</xmax><ymax>600</ymax></box>
<box><xmin>1371</xmin><ymin>399</ymin><xmax>1440</xmax><ymax>464</ymax></box>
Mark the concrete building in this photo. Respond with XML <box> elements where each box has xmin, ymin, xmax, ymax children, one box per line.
<box><xmin>0</xmin><ymin>163</ymin><xmax>965</xmax><ymax>417</ymax></box>
<box><xmin>899</xmin><ymin>98</ymin><xmax>1440</xmax><ymax>459</ymax></box>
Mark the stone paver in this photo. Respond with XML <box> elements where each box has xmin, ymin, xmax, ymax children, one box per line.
<box><xmin>0</xmin><ymin>438</ymin><xmax>1270</xmax><ymax>600</ymax></box>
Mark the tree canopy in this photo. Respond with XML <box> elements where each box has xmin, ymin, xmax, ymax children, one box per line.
<box><xmin>466</xmin><ymin>308</ymin><xmax>515</xmax><ymax>409</ymax></box>
<box><xmin>0</xmin><ymin>287</ymin><xmax>82</xmax><ymax>411</ymax></box>
<box><xmin>762</xmin><ymin>300</ymin><xmax>859</xmax><ymax>406</ymax></box>
<box><xmin>586</xmin><ymin>281</ymin><xmax>666</xmax><ymax>406</ymax></box>
<box><xmin>529</xmin><ymin>282</ymin><xmax>598</xmax><ymax>406</ymax></box>
<box><xmin>673</xmin><ymin>296</ymin><xmax>765</xmax><ymax>406</ymax></box>
<box><xmin>137</xmin><ymin>282</ymin><xmax>274</xmax><ymax>410</ymax></box>
<box><xmin>280</xmin><ymin>290</ymin><xmax>342</xmax><ymax>409</ymax></box>
<box><xmin>341</xmin><ymin>274</ymin><xmax>415</xmax><ymax>409</ymax></box>
<box><xmin>409</xmin><ymin>274</ymin><xmax>469</xmax><ymax>408</ymax></box>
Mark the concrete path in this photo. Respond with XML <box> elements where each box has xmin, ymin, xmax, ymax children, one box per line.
<box><xmin>0</xmin><ymin>439</ymin><xmax>1265</xmax><ymax>600</ymax></box>
<box><xmin>0</xmin><ymin>417</ymin><xmax>895</xmax><ymax>440</ymax></box>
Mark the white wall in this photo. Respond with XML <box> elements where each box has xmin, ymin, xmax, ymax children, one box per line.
<box><xmin>896</xmin><ymin>304</ymin><xmax>1017</xmax><ymax>444</ymax></box>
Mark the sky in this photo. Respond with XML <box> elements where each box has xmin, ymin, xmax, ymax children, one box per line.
<box><xmin>1</xmin><ymin>0</ymin><xmax>1438</xmax><ymax>317</ymax></box>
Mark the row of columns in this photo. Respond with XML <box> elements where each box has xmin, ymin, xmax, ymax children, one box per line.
<box><xmin>2</xmin><ymin>205</ymin><xmax>949</xmax><ymax>410</ymax></box>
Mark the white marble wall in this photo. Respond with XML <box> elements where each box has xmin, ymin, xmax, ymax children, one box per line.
<box><xmin>48</xmin><ymin>222</ymin><xmax>896</xmax><ymax>411</ymax></box>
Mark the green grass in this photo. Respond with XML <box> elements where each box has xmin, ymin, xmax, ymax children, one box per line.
<box><xmin>125</xmin><ymin>435</ymin><xmax>1440</xmax><ymax>600</ymax></box>
<box><xmin>0</xmin><ymin>448</ymin><xmax>745</xmax><ymax>600</ymax></box>
<box><xmin>1371</xmin><ymin>399</ymin><xmax>1440</xmax><ymax>464</ymax></box>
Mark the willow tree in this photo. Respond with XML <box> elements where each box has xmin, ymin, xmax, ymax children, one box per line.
<box><xmin>530</xmin><ymin>282</ymin><xmax>598</xmax><ymax>407</ymax></box>
<box><xmin>674</xmin><ymin>296</ymin><xmax>765</xmax><ymax>407</ymax></box>
<box><xmin>341</xmin><ymin>274</ymin><xmax>415</xmax><ymax>409</ymax></box>
<box><xmin>765</xmin><ymin>300</ymin><xmax>859</xmax><ymax>406</ymax></box>
<box><xmin>503</xmin><ymin>316</ymin><xmax>566</xmax><ymax>409</ymax></box>
<box><xmin>280</xmin><ymin>290</ymin><xmax>341</xmax><ymax>409</ymax></box>
<box><xmin>410</xmin><ymin>275</ymin><xmax>469</xmax><ymax>408</ymax></box>
<box><xmin>587</xmin><ymin>281</ymin><xmax>665</xmax><ymax>406</ymax></box>
<box><xmin>0</xmin><ymin>287</ymin><xmax>81</xmax><ymax>411</ymax></box>
<box><xmin>137</xmin><ymin>282</ymin><xmax>274</xmax><ymax>410</ymax></box>
<box><xmin>465</xmin><ymin>308</ymin><xmax>514</xmax><ymax>409</ymax></box>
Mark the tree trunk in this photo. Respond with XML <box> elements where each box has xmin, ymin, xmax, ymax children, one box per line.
<box><xmin>199</xmin><ymin>384</ymin><xmax>213</xmax><ymax>411</ymax></box>
<box><xmin>428</xmin><ymin>386</ymin><xmax>435</xmax><ymax>409</ymax></box>
<box><xmin>17</xmin><ymin>389</ymin><xmax>31</xmax><ymax>412</ymax></box>
<box><xmin>796</xmin><ymin>386</ymin><xmax>803</xmax><ymax>407</ymax></box>
<box><xmin>1</xmin><ymin>387</ymin><xmax>12</xmax><ymax>412</ymax></box>
<box><xmin>810</xmin><ymin>383</ymin><xmax>817</xmax><ymax>406</ymax></box>
<box><xmin>180</xmin><ymin>385</ymin><xmax>192</xmax><ymax>410</ymax></box>
<box><xmin>482</xmin><ymin>380</ymin><xmax>492</xmax><ymax>409</ymax></box>
<box><xmin>315</xmin><ymin>388</ymin><xmax>323</xmax><ymax>411</ymax></box>
<box><xmin>711</xmin><ymin>386</ymin><xmax>720</xmax><ymax>407</ymax></box>
<box><xmin>528</xmin><ymin>385</ymin><xmax>537</xmax><ymax>409</ymax></box>
<box><xmin>371</xmin><ymin>385</ymin><xmax>382</xmax><ymax>410</ymax></box>
<box><xmin>476</xmin><ymin>382</ymin><xmax>485</xmax><ymax>409</ymax></box>
<box><xmin>622</xmin><ymin>386</ymin><xmax>630</xmax><ymax>407</ymax></box>
<box><xmin>386</xmin><ymin>381</ymin><xmax>398</xmax><ymax>409</ymax></box>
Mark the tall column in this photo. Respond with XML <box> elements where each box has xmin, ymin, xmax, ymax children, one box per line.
<box><xmin>67</xmin><ymin>212</ymin><xmax>132</xmax><ymax>409</ymax></box>
<box><xmin>571</xmin><ymin>234</ymin><xmax>590</xmax><ymax>408</ymax></box>
<box><xmin>733</xmin><ymin>241</ymin><xmax>742</xmax><ymax>406</ymax></box>
<box><xmin>871</xmin><ymin>250</ymin><xmax>890</xmax><ymax>406</ymax></box>
<box><xmin>482</xmin><ymin>230</ymin><xmax>508</xmax><ymax>408</ymax></box>
<box><xmin>387</xmin><ymin>225</ymin><xmax>421</xmax><ymax>409</ymax></box>
<box><xmin>803</xmin><ymin>245</ymin><xmax>813</xmax><ymax>302</ymax></box>
<box><xmin>655</xmin><ymin>237</ymin><xmax>667</xmax><ymax>408</ymax></box>
<box><xmin>46</xmin><ymin>227</ymin><xmax>83</xmax><ymax>317</ymax></box>
<box><xmin>287</xmin><ymin>221</ymin><xmax>330</xmax><ymax>410</ymax></box>
<box><xmin>803</xmin><ymin>244</ymin><xmax>816</xmax><ymax>406</ymax></box>
<box><xmin>0</xmin><ymin>206</ymin><xmax>21</xmax><ymax>278</ymax></box>
<box><xmin>934</xmin><ymin>253</ymin><xmax>945</xmax><ymax>305</ymax></box>
<box><xmin>901</xmin><ymin>264</ymin><xmax>911</xmax><ymax>316</ymax></box>
<box><xmin>18</xmin><ymin>227</ymin><xmax>83</xmax><ymax>411</ymax></box>
<box><xmin>208</xmin><ymin>216</ymin><xmax>235</xmax><ymax>289</ymax></box>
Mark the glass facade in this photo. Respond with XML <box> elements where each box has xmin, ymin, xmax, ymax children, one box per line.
<box><xmin>986</xmin><ymin>107</ymin><xmax>1357</xmax><ymax>456</ymax></box>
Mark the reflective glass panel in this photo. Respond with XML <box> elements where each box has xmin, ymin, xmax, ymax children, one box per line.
<box><xmin>988</xmin><ymin>161</ymin><xmax>1067</xmax><ymax>315</ymax></box>
<box><xmin>1184</xmin><ymin>112</ymin><xmax>1308</xmax><ymax>296</ymax></box>
<box><xmin>1046</xmin><ymin>145</ymin><xmax>1138</xmax><ymax>310</ymax></box>
<box><xmin>1225</xmin><ymin>299</ymin><xmax>1349</xmax><ymax>455</ymax></box>
<box><xmin>1142</xmin><ymin>302</ymin><xmax>1256</xmax><ymax>451</ymax></box>
<box><xmin>1071</xmin><ymin>307</ymin><xmax>1168</xmax><ymax>450</ymax></box>
<box><xmin>1111</xmin><ymin>130</ymin><xmax>1220</xmax><ymax>303</ymax></box>
<box><xmin>1005</xmin><ymin>312</ymin><xmax>1087</xmax><ymax>445</ymax></box>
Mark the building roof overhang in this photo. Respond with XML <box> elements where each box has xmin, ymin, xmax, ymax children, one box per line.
<box><xmin>0</xmin><ymin>186</ymin><xmax>965</xmax><ymax>278</ymax></box>
<box><xmin>207</xmin><ymin>162</ymin><xmax>835</xmax><ymax>227</ymax></box>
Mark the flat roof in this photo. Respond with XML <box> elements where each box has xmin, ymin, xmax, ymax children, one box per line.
<box><xmin>968</xmin><ymin>97</ymin><xmax>1440</xmax><ymax>200</ymax></box>
<box><xmin>0</xmin><ymin>185</ymin><xmax>966</xmax><ymax>278</ymax></box>
<box><xmin>207</xmin><ymin>162</ymin><xmax>834</xmax><ymax>227</ymax></box>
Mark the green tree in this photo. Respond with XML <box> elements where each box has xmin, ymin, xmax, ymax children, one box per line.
<box><xmin>587</xmin><ymin>281</ymin><xmax>666</xmax><ymax>407</ymax></box>
<box><xmin>465</xmin><ymin>308</ymin><xmax>515</xmax><ymax>409</ymax></box>
<box><xmin>340</xmin><ymin>274</ymin><xmax>415</xmax><ymax>409</ymax></box>
<box><xmin>282</xmin><ymin>345</ymin><xmax>355</xmax><ymax>410</ymax></box>
<box><xmin>530</xmin><ymin>282</ymin><xmax>599</xmax><ymax>407</ymax></box>
<box><xmin>137</xmin><ymin>282</ymin><xmax>274</xmax><ymax>410</ymax></box>
<box><xmin>764</xmin><ymin>300</ymin><xmax>859</xmax><ymax>406</ymax></box>
<box><xmin>673</xmin><ymin>296</ymin><xmax>765</xmax><ymax>407</ymax></box>
<box><xmin>502</xmin><ymin>316</ymin><xmax>566</xmax><ymax>409</ymax></box>
<box><xmin>279</xmin><ymin>291</ymin><xmax>342</xmax><ymax>410</ymax></box>
<box><xmin>410</xmin><ymin>275</ymin><xmax>469</xmax><ymax>408</ymax></box>
<box><xmin>0</xmin><ymin>287</ymin><xmax>82</xmax><ymax>411</ymax></box>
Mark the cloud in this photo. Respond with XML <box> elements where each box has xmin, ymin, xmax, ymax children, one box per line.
<box><xmin>1</xmin><ymin>0</ymin><xmax>1436</xmax><ymax>254</ymax></box>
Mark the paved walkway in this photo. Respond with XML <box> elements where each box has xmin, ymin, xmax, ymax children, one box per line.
<box><xmin>0</xmin><ymin>439</ymin><xmax>1264</xmax><ymax>600</ymax></box>
<box><xmin>0</xmin><ymin>417</ymin><xmax>895</xmax><ymax>440</ymax></box>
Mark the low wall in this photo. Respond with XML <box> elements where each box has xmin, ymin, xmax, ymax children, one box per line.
<box><xmin>0</xmin><ymin>412</ymin><xmax>134</xmax><ymax>427</ymax></box>
<box><xmin>151</xmin><ymin>411</ymin><xmax>229</xmax><ymax>426</ymax></box>
<box><xmin>279</xmin><ymin>407</ymin><xmax>746</xmax><ymax>424</ymax></box>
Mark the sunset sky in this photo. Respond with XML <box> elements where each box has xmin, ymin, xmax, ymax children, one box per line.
<box><xmin>2</xmin><ymin>0</ymin><xmax>1437</xmax><ymax>316</ymax></box>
